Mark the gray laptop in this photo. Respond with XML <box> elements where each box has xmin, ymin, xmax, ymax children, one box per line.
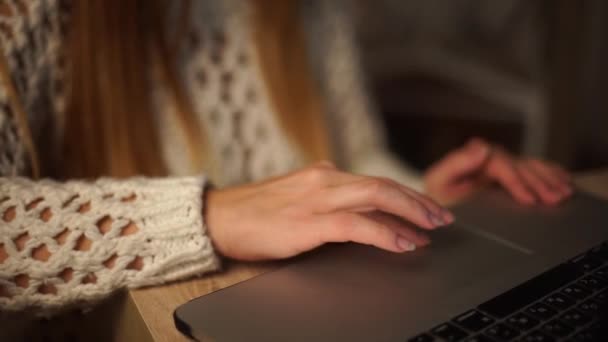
<box><xmin>174</xmin><ymin>189</ymin><xmax>608</xmax><ymax>341</ymax></box>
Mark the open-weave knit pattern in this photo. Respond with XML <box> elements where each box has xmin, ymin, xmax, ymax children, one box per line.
<box><xmin>0</xmin><ymin>0</ymin><xmax>423</xmax><ymax>316</ymax></box>
<box><xmin>0</xmin><ymin>176</ymin><xmax>219</xmax><ymax>314</ymax></box>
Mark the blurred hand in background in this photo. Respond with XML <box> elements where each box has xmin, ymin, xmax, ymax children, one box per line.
<box><xmin>424</xmin><ymin>138</ymin><xmax>573</xmax><ymax>205</ymax></box>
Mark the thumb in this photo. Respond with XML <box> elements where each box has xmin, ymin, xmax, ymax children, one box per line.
<box><xmin>428</xmin><ymin>138</ymin><xmax>491</xmax><ymax>184</ymax></box>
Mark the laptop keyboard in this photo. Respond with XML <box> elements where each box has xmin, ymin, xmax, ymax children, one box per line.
<box><xmin>408</xmin><ymin>242</ymin><xmax>608</xmax><ymax>341</ymax></box>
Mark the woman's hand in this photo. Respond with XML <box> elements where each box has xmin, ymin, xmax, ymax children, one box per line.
<box><xmin>424</xmin><ymin>138</ymin><xmax>573</xmax><ymax>205</ymax></box>
<box><xmin>205</xmin><ymin>162</ymin><xmax>453</xmax><ymax>261</ymax></box>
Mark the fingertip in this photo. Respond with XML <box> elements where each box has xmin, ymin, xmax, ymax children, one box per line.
<box><xmin>427</xmin><ymin>211</ymin><xmax>446</xmax><ymax>227</ymax></box>
<box><xmin>516</xmin><ymin>185</ymin><xmax>538</xmax><ymax>205</ymax></box>
<box><xmin>441</xmin><ymin>208</ymin><xmax>455</xmax><ymax>223</ymax></box>
<box><xmin>416</xmin><ymin>233</ymin><xmax>431</xmax><ymax>246</ymax></box>
<box><xmin>541</xmin><ymin>194</ymin><xmax>562</xmax><ymax>206</ymax></box>
<box><xmin>468</xmin><ymin>139</ymin><xmax>490</xmax><ymax>158</ymax></box>
<box><xmin>423</xmin><ymin>222</ymin><xmax>439</xmax><ymax>230</ymax></box>
<box><xmin>517</xmin><ymin>193</ymin><xmax>537</xmax><ymax>206</ymax></box>
<box><xmin>537</xmin><ymin>188</ymin><xmax>562</xmax><ymax>205</ymax></box>
<box><xmin>555</xmin><ymin>185</ymin><xmax>574</xmax><ymax>202</ymax></box>
<box><xmin>468</xmin><ymin>136</ymin><xmax>487</xmax><ymax>147</ymax></box>
<box><xmin>553</xmin><ymin>184</ymin><xmax>569</xmax><ymax>198</ymax></box>
<box><xmin>396</xmin><ymin>236</ymin><xmax>416</xmax><ymax>252</ymax></box>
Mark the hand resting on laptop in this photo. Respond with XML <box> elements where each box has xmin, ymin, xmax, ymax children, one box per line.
<box><xmin>205</xmin><ymin>140</ymin><xmax>573</xmax><ymax>262</ymax></box>
<box><xmin>206</xmin><ymin>161</ymin><xmax>453</xmax><ymax>260</ymax></box>
<box><xmin>426</xmin><ymin>138</ymin><xmax>573</xmax><ymax>205</ymax></box>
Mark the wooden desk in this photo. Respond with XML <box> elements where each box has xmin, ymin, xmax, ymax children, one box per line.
<box><xmin>120</xmin><ymin>170</ymin><xmax>608</xmax><ymax>341</ymax></box>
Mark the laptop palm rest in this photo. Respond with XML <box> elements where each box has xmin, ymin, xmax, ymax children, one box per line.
<box><xmin>174</xmin><ymin>190</ymin><xmax>608</xmax><ymax>341</ymax></box>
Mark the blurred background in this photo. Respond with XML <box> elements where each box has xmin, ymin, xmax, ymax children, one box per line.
<box><xmin>352</xmin><ymin>0</ymin><xmax>608</xmax><ymax>171</ymax></box>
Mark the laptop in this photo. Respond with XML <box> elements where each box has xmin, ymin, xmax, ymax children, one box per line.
<box><xmin>174</xmin><ymin>189</ymin><xmax>608</xmax><ymax>341</ymax></box>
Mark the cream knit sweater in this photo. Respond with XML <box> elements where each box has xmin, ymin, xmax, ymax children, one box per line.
<box><xmin>0</xmin><ymin>0</ymin><xmax>421</xmax><ymax>316</ymax></box>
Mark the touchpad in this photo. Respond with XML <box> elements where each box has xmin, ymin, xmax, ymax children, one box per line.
<box><xmin>452</xmin><ymin>189</ymin><xmax>608</xmax><ymax>255</ymax></box>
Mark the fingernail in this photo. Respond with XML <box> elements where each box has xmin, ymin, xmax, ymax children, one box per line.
<box><xmin>397</xmin><ymin>236</ymin><xmax>416</xmax><ymax>251</ymax></box>
<box><xmin>428</xmin><ymin>212</ymin><xmax>445</xmax><ymax>226</ymax></box>
<box><xmin>471</xmin><ymin>141</ymin><xmax>489</xmax><ymax>157</ymax></box>
<box><xmin>478</xmin><ymin>144</ymin><xmax>490</xmax><ymax>156</ymax></box>
<box><xmin>441</xmin><ymin>208</ymin><xmax>455</xmax><ymax>223</ymax></box>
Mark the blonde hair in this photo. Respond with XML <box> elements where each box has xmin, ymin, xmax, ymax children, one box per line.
<box><xmin>251</xmin><ymin>0</ymin><xmax>332</xmax><ymax>163</ymax></box>
<box><xmin>64</xmin><ymin>0</ymin><xmax>203</xmax><ymax>178</ymax></box>
<box><xmin>59</xmin><ymin>0</ymin><xmax>330</xmax><ymax>179</ymax></box>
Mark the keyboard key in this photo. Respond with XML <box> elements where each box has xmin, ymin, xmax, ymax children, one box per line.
<box><xmin>484</xmin><ymin>323</ymin><xmax>520</xmax><ymax>341</ymax></box>
<box><xmin>577</xmin><ymin>299</ymin><xmax>602</xmax><ymax>317</ymax></box>
<box><xmin>588</xmin><ymin>321</ymin><xmax>605</xmax><ymax>331</ymax></box>
<box><xmin>559</xmin><ymin>309</ymin><xmax>592</xmax><ymax>327</ymax></box>
<box><xmin>570</xmin><ymin>329</ymin><xmax>604</xmax><ymax>342</ymax></box>
<box><xmin>542</xmin><ymin>293</ymin><xmax>575</xmax><ymax>310</ymax></box>
<box><xmin>463</xmin><ymin>335</ymin><xmax>495</xmax><ymax>342</ymax></box>
<box><xmin>525</xmin><ymin>303</ymin><xmax>557</xmax><ymax>321</ymax></box>
<box><xmin>593</xmin><ymin>266</ymin><xmax>608</xmax><ymax>281</ymax></box>
<box><xmin>591</xmin><ymin>275</ymin><xmax>608</xmax><ymax>289</ymax></box>
<box><xmin>591</xmin><ymin>274</ymin><xmax>608</xmax><ymax>288</ymax></box>
<box><xmin>591</xmin><ymin>289</ymin><xmax>608</xmax><ymax>303</ymax></box>
<box><xmin>570</xmin><ymin>253</ymin><xmax>604</xmax><ymax>273</ymax></box>
<box><xmin>520</xmin><ymin>330</ymin><xmax>555</xmax><ymax>342</ymax></box>
<box><xmin>506</xmin><ymin>312</ymin><xmax>539</xmax><ymax>331</ymax></box>
<box><xmin>453</xmin><ymin>310</ymin><xmax>495</xmax><ymax>332</ymax></box>
<box><xmin>478</xmin><ymin>263</ymin><xmax>582</xmax><ymax>318</ymax></box>
<box><xmin>578</xmin><ymin>276</ymin><xmax>607</xmax><ymax>291</ymax></box>
<box><xmin>408</xmin><ymin>333</ymin><xmax>435</xmax><ymax>342</ymax></box>
<box><xmin>540</xmin><ymin>319</ymin><xmax>574</xmax><ymax>338</ymax></box>
<box><xmin>561</xmin><ymin>284</ymin><xmax>592</xmax><ymax>300</ymax></box>
<box><xmin>432</xmin><ymin>323</ymin><xmax>468</xmax><ymax>341</ymax></box>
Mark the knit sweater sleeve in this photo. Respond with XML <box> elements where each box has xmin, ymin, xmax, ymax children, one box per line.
<box><xmin>0</xmin><ymin>1</ymin><xmax>220</xmax><ymax>315</ymax></box>
<box><xmin>305</xmin><ymin>1</ymin><xmax>424</xmax><ymax>192</ymax></box>
<box><xmin>0</xmin><ymin>175</ymin><xmax>220</xmax><ymax>316</ymax></box>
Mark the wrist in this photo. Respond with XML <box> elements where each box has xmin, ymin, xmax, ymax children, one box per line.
<box><xmin>202</xmin><ymin>185</ymin><xmax>230</xmax><ymax>257</ymax></box>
